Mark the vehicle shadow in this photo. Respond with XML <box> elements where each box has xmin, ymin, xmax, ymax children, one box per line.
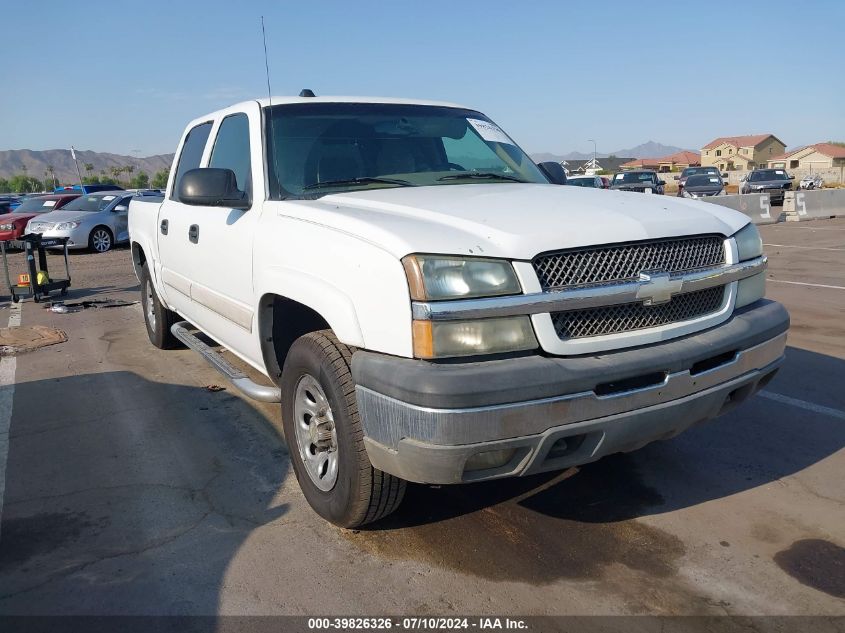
<box><xmin>368</xmin><ymin>344</ymin><xmax>845</xmax><ymax>530</ymax></box>
<box><xmin>0</xmin><ymin>370</ymin><xmax>289</xmax><ymax>614</ymax></box>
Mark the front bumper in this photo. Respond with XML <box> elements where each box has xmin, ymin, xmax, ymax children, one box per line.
<box><xmin>27</xmin><ymin>228</ymin><xmax>86</xmax><ymax>249</ymax></box>
<box><xmin>353</xmin><ymin>300</ymin><xmax>789</xmax><ymax>484</ymax></box>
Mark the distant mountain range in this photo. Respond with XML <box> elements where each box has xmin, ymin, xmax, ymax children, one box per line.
<box><xmin>0</xmin><ymin>149</ymin><xmax>175</xmax><ymax>183</ymax></box>
<box><xmin>532</xmin><ymin>141</ymin><xmax>690</xmax><ymax>163</ymax></box>
<box><xmin>2</xmin><ymin>141</ymin><xmax>691</xmax><ymax>184</ymax></box>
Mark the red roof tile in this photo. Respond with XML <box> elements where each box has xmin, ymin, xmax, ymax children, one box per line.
<box><xmin>702</xmin><ymin>134</ymin><xmax>779</xmax><ymax>150</ymax></box>
<box><xmin>658</xmin><ymin>150</ymin><xmax>700</xmax><ymax>165</ymax></box>
<box><xmin>768</xmin><ymin>143</ymin><xmax>845</xmax><ymax>161</ymax></box>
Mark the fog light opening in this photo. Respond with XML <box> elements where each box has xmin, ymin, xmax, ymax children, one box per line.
<box><xmin>464</xmin><ymin>448</ymin><xmax>516</xmax><ymax>472</ymax></box>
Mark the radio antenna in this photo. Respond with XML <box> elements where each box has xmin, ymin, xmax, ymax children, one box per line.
<box><xmin>261</xmin><ymin>16</ymin><xmax>280</xmax><ymax>196</ymax></box>
<box><xmin>261</xmin><ymin>16</ymin><xmax>273</xmax><ymax>105</ymax></box>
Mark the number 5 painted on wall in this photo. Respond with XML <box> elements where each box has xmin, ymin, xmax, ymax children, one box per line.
<box><xmin>759</xmin><ymin>194</ymin><xmax>771</xmax><ymax>220</ymax></box>
<box><xmin>796</xmin><ymin>192</ymin><xmax>807</xmax><ymax>216</ymax></box>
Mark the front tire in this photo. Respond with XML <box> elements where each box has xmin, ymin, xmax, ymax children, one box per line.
<box><xmin>281</xmin><ymin>331</ymin><xmax>406</xmax><ymax>527</ymax></box>
<box><xmin>89</xmin><ymin>226</ymin><xmax>113</xmax><ymax>253</ymax></box>
<box><xmin>140</xmin><ymin>263</ymin><xmax>179</xmax><ymax>349</ymax></box>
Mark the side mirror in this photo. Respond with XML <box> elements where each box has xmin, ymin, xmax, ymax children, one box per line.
<box><xmin>789</xmin><ymin>175</ymin><xmax>795</xmax><ymax>180</ymax></box>
<box><xmin>537</xmin><ymin>161</ymin><xmax>567</xmax><ymax>185</ymax></box>
<box><xmin>658</xmin><ymin>180</ymin><xmax>666</xmax><ymax>186</ymax></box>
<box><xmin>178</xmin><ymin>168</ymin><xmax>249</xmax><ymax>208</ymax></box>
<box><xmin>113</xmin><ymin>204</ymin><xmax>128</xmax><ymax>212</ymax></box>
<box><xmin>721</xmin><ymin>173</ymin><xmax>729</xmax><ymax>178</ymax></box>
<box><xmin>673</xmin><ymin>176</ymin><xmax>680</xmax><ymax>180</ymax></box>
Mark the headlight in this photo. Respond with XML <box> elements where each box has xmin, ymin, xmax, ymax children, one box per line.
<box><xmin>412</xmin><ymin>317</ymin><xmax>538</xmax><ymax>359</ymax></box>
<box><xmin>0</xmin><ymin>224</ymin><xmax>13</xmax><ymax>230</ymax></box>
<box><xmin>402</xmin><ymin>255</ymin><xmax>522</xmax><ymax>300</ymax></box>
<box><xmin>54</xmin><ymin>221</ymin><xmax>81</xmax><ymax>230</ymax></box>
<box><xmin>733</xmin><ymin>223</ymin><xmax>763</xmax><ymax>261</ymax></box>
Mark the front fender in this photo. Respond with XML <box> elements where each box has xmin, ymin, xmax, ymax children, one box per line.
<box><xmin>256</xmin><ymin>266</ymin><xmax>365</xmax><ymax>348</ymax></box>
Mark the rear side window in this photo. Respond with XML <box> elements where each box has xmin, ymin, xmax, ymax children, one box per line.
<box><xmin>209</xmin><ymin>113</ymin><xmax>252</xmax><ymax>199</ymax></box>
<box><xmin>171</xmin><ymin>122</ymin><xmax>212</xmax><ymax>201</ymax></box>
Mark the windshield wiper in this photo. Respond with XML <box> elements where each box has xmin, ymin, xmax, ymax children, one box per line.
<box><xmin>437</xmin><ymin>172</ymin><xmax>527</xmax><ymax>183</ymax></box>
<box><xmin>302</xmin><ymin>176</ymin><xmax>414</xmax><ymax>191</ymax></box>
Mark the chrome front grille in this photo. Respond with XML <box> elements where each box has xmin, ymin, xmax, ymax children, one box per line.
<box><xmin>551</xmin><ymin>286</ymin><xmax>726</xmax><ymax>339</ymax></box>
<box><xmin>533</xmin><ymin>235</ymin><xmax>726</xmax><ymax>290</ymax></box>
<box><xmin>28</xmin><ymin>222</ymin><xmax>53</xmax><ymax>232</ymax></box>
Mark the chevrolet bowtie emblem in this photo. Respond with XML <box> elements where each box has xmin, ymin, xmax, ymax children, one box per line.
<box><xmin>636</xmin><ymin>271</ymin><xmax>683</xmax><ymax>305</ymax></box>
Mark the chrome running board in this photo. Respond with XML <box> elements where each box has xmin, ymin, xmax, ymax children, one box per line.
<box><xmin>171</xmin><ymin>321</ymin><xmax>281</xmax><ymax>403</ymax></box>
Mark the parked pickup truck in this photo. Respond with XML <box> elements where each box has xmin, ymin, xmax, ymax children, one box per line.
<box><xmin>129</xmin><ymin>95</ymin><xmax>789</xmax><ymax>527</ymax></box>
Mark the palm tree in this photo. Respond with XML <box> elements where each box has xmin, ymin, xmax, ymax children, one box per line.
<box><xmin>47</xmin><ymin>165</ymin><xmax>56</xmax><ymax>188</ymax></box>
<box><xmin>84</xmin><ymin>162</ymin><xmax>94</xmax><ymax>174</ymax></box>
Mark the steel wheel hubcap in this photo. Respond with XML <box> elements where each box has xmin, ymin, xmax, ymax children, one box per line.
<box><xmin>93</xmin><ymin>230</ymin><xmax>111</xmax><ymax>252</ymax></box>
<box><xmin>293</xmin><ymin>374</ymin><xmax>338</xmax><ymax>491</ymax></box>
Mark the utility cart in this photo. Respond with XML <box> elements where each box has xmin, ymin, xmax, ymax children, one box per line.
<box><xmin>1</xmin><ymin>233</ymin><xmax>71</xmax><ymax>303</ymax></box>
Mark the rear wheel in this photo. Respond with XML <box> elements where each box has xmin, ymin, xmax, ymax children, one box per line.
<box><xmin>281</xmin><ymin>330</ymin><xmax>406</xmax><ymax>527</ymax></box>
<box><xmin>140</xmin><ymin>263</ymin><xmax>179</xmax><ymax>349</ymax></box>
<box><xmin>89</xmin><ymin>226</ymin><xmax>113</xmax><ymax>253</ymax></box>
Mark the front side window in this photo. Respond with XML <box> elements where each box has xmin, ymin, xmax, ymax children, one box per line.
<box><xmin>264</xmin><ymin>103</ymin><xmax>547</xmax><ymax>198</ymax></box>
<box><xmin>209</xmin><ymin>113</ymin><xmax>252</xmax><ymax>199</ymax></box>
<box><xmin>171</xmin><ymin>122</ymin><xmax>213</xmax><ymax>201</ymax></box>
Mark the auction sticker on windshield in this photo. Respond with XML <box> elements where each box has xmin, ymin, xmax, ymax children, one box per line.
<box><xmin>42</xmin><ymin>200</ymin><xmax>57</xmax><ymax>207</ymax></box>
<box><xmin>468</xmin><ymin>119</ymin><xmax>513</xmax><ymax>145</ymax></box>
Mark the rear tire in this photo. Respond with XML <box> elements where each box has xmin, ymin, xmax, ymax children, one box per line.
<box><xmin>140</xmin><ymin>263</ymin><xmax>179</xmax><ymax>349</ymax></box>
<box><xmin>281</xmin><ymin>330</ymin><xmax>406</xmax><ymax>527</ymax></box>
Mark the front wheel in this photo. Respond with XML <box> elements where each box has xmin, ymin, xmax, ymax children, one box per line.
<box><xmin>89</xmin><ymin>227</ymin><xmax>113</xmax><ymax>253</ymax></box>
<box><xmin>140</xmin><ymin>263</ymin><xmax>179</xmax><ymax>349</ymax></box>
<box><xmin>281</xmin><ymin>331</ymin><xmax>406</xmax><ymax>527</ymax></box>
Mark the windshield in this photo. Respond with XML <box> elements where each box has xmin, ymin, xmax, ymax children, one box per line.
<box><xmin>15</xmin><ymin>197</ymin><xmax>67</xmax><ymax>213</ymax></box>
<box><xmin>264</xmin><ymin>103</ymin><xmax>548</xmax><ymax>198</ymax></box>
<box><xmin>749</xmin><ymin>169</ymin><xmax>788</xmax><ymax>182</ymax></box>
<box><xmin>60</xmin><ymin>194</ymin><xmax>120</xmax><ymax>212</ymax></box>
<box><xmin>682</xmin><ymin>167</ymin><xmax>718</xmax><ymax>178</ymax></box>
<box><xmin>685</xmin><ymin>175</ymin><xmax>722</xmax><ymax>187</ymax></box>
<box><xmin>567</xmin><ymin>177</ymin><xmax>597</xmax><ymax>187</ymax></box>
<box><xmin>613</xmin><ymin>172</ymin><xmax>657</xmax><ymax>185</ymax></box>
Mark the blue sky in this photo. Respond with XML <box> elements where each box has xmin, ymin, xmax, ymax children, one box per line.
<box><xmin>2</xmin><ymin>0</ymin><xmax>843</xmax><ymax>156</ymax></box>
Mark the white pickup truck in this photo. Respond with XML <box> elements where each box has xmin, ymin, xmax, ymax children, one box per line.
<box><xmin>129</xmin><ymin>95</ymin><xmax>789</xmax><ymax>527</ymax></box>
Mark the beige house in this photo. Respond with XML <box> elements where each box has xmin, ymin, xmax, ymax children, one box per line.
<box><xmin>767</xmin><ymin>143</ymin><xmax>845</xmax><ymax>169</ymax></box>
<box><xmin>620</xmin><ymin>150</ymin><xmax>701</xmax><ymax>172</ymax></box>
<box><xmin>701</xmin><ymin>134</ymin><xmax>786</xmax><ymax>171</ymax></box>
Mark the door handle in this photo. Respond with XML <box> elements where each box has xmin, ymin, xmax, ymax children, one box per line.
<box><xmin>160</xmin><ymin>219</ymin><xmax>168</xmax><ymax>235</ymax></box>
<box><xmin>188</xmin><ymin>224</ymin><xmax>199</xmax><ymax>244</ymax></box>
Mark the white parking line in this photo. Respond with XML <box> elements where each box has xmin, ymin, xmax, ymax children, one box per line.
<box><xmin>0</xmin><ymin>301</ymin><xmax>21</xmax><ymax>539</ymax></box>
<box><xmin>768</xmin><ymin>279</ymin><xmax>845</xmax><ymax>291</ymax></box>
<box><xmin>760</xmin><ymin>391</ymin><xmax>845</xmax><ymax>421</ymax></box>
<box><xmin>764</xmin><ymin>243</ymin><xmax>845</xmax><ymax>252</ymax></box>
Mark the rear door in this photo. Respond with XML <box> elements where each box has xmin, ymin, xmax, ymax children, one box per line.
<box><xmin>112</xmin><ymin>194</ymin><xmax>133</xmax><ymax>243</ymax></box>
<box><xmin>156</xmin><ymin>120</ymin><xmax>214</xmax><ymax>314</ymax></box>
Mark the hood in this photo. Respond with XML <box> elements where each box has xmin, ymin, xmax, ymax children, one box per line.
<box><xmin>276</xmin><ymin>183</ymin><xmax>749</xmax><ymax>259</ymax></box>
<box><xmin>27</xmin><ymin>209</ymin><xmax>89</xmax><ymax>224</ymax></box>
<box><xmin>0</xmin><ymin>212</ymin><xmax>42</xmax><ymax>224</ymax></box>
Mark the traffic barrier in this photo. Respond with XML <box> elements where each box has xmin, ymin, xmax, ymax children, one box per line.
<box><xmin>782</xmin><ymin>189</ymin><xmax>845</xmax><ymax>221</ymax></box>
<box><xmin>699</xmin><ymin>193</ymin><xmax>779</xmax><ymax>225</ymax></box>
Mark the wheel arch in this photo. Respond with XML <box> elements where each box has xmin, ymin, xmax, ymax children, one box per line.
<box><xmin>257</xmin><ymin>288</ymin><xmax>364</xmax><ymax>386</ymax></box>
<box><xmin>131</xmin><ymin>241</ymin><xmax>146</xmax><ymax>281</ymax></box>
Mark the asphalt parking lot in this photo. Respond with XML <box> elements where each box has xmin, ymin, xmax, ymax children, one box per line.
<box><xmin>0</xmin><ymin>221</ymin><xmax>843</xmax><ymax>620</ymax></box>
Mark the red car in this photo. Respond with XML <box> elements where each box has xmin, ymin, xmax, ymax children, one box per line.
<box><xmin>0</xmin><ymin>193</ymin><xmax>81</xmax><ymax>242</ymax></box>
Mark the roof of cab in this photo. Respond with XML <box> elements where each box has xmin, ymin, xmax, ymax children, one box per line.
<box><xmin>197</xmin><ymin>96</ymin><xmax>473</xmax><ymax>121</ymax></box>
